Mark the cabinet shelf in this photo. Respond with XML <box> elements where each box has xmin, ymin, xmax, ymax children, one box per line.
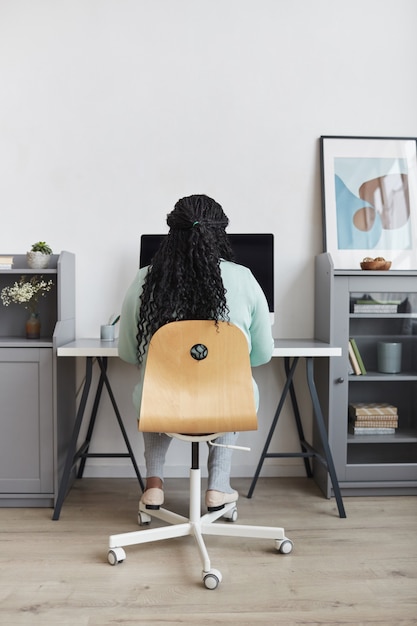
<box><xmin>0</xmin><ymin>254</ymin><xmax>59</xmax><ymax>273</ymax></box>
<box><xmin>348</xmin><ymin>429</ymin><xmax>417</xmax><ymax>444</ymax></box>
<box><xmin>0</xmin><ymin>337</ymin><xmax>54</xmax><ymax>348</ymax></box>
<box><xmin>350</xmin><ymin>313</ymin><xmax>417</xmax><ymax>319</ymax></box>
<box><xmin>1</xmin><ymin>268</ymin><xmax>58</xmax><ymax>275</ymax></box>
<box><xmin>349</xmin><ymin>371</ymin><xmax>417</xmax><ymax>381</ymax></box>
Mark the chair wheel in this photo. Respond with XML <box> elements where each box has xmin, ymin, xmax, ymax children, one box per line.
<box><xmin>223</xmin><ymin>507</ymin><xmax>238</xmax><ymax>522</ymax></box>
<box><xmin>108</xmin><ymin>547</ymin><xmax>126</xmax><ymax>565</ymax></box>
<box><xmin>203</xmin><ymin>568</ymin><xmax>222</xmax><ymax>589</ymax></box>
<box><xmin>138</xmin><ymin>511</ymin><xmax>151</xmax><ymax>526</ymax></box>
<box><xmin>276</xmin><ymin>538</ymin><xmax>293</xmax><ymax>554</ymax></box>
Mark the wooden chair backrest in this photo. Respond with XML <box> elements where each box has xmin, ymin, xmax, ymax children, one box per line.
<box><xmin>139</xmin><ymin>320</ymin><xmax>258</xmax><ymax>434</ymax></box>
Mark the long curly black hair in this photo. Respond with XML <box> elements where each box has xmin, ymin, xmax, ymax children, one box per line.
<box><xmin>136</xmin><ymin>194</ymin><xmax>235</xmax><ymax>361</ymax></box>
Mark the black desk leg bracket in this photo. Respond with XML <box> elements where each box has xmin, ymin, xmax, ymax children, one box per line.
<box><xmin>52</xmin><ymin>356</ymin><xmax>144</xmax><ymax>520</ymax></box>
<box><xmin>247</xmin><ymin>357</ymin><xmax>299</xmax><ymax>499</ymax></box>
<box><xmin>53</xmin><ymin>357</ymin><xmax>94</xmax><ymax>520</ymax></box>
<box><xmin>305</xmin><ymin>357</ymin><xmax>346</xmax><ymax>518</ymax></box>
<box><xmin>247</xmin><ymin>356</ymin><xmax>346</xmax><ymax>518</ymax></box>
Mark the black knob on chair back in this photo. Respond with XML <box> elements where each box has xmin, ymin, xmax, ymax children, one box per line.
<box><xmin>190</xmin><ymin>343</ymin><xmax>208</xmax><ymax>360</ymax></box>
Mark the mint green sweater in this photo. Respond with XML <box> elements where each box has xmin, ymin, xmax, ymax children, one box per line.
<box><xmin>118</xmin><ymin>260</ymin><xmax>274</xmax><ymax>414</ymax></box>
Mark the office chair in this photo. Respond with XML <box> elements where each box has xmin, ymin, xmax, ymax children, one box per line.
<box><xmin>108</xmin><ymin>320</ymin><xmax>293</xmax><ymax>589</ymax></box>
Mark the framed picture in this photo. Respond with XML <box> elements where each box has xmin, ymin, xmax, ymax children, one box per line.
<box><xmin>320</xmin><ymin>136</ymin><xmax>417</xmax><ymax>270</ymax></box>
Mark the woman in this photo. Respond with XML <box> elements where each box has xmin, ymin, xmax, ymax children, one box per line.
<box><xmin>118</xmin><ymin>194</ymin><xmax>273</xmax><ymax>510</ymax></box>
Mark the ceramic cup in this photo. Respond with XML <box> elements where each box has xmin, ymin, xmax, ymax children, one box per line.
<box><xmin>377</xmin><ymin>342</ymin><xmax>402</xmax><ymax>373</ymax></box>
<box><xmin>100</xmin><ymin>324</ymin><xmax>115</xmax><ymax>341</ymax></box>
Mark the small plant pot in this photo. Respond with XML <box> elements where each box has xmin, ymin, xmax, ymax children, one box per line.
<box><xmin>27</xmin><ymin>251</ymin><xmax>51</xmax><ymax>269</ymax></box>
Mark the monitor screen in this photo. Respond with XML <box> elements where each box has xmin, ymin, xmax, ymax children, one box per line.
<box><xmin>139</xmin><ymin>233</ymin><xmax>274</xmax><ymax>315</ymax></box>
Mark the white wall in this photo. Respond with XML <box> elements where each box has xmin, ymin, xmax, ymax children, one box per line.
<box><xmin>1</xmin><ymin>0</ymin><xmax>417</xmax><ymax>479</ymax></box>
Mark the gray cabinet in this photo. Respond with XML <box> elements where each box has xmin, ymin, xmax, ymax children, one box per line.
<box><xmin>0</xmin><ymin>252</ymin><xmax>75</xmax><ymax>507</ymax></box>
<box><xmin>314</xmin><ymin>252</ymin><xmax>417</xmax><ymax>496</ymax></box>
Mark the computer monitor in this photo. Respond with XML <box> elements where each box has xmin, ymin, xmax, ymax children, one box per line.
<box><xmin>139</xmin><ymin>233</ymin><xmax>274</xmax><ymax>322</ymax></box>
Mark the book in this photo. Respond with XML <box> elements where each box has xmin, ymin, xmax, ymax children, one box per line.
<box><xmin>349</xmin><ymin>338</ymin><xmax>366</xmax><ymax>375</ymax></box>
<box><xmin>354</xmin><ymin>296</ymin><xmax>401</xmax><ymax>305</ymax></box>
<box><xmin>348</xmin><ymin>403</ymin><xmax>398</xmax><ymax>416</ymax></box>
<box><xmin>351</xmin><ymin>414</ymin><xmax>398</xmax><ymax>421</ymax></box>
<box><xmin>349</xmin><ymin>426</ymin><xmax>395</xmax><ymax>435</ymax></box>
<box><xmin>351</xmin><ymin>415</ymin><xmax>398</xmax><ymax>423</ymax></box>
<box><xmin>0</xmin><ymin>255</ymin><xmax>13</xmax><ymax>269</ymax></box>
<box><xmin>354</xmin><ymin>303</ymin><xmax>398</xmax><ymax>313</ymax></box>
<box><xmin>348</xmin><ymin>341</ymin><xmax>361</xmax><ymax>375</ymax></box>
<box><xmin>350</xmin><ymin>420</ymin><xmax>398</xmax><ymax>428</ymax></box>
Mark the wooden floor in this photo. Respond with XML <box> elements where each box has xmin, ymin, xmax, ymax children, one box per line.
<box><xmin>1</xmin><ymin>477</ymin><xmax>416</xmax><ymax>625</ymax></box>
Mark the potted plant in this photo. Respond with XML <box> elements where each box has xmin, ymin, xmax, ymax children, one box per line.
<box><xmin>26</xmin><ymin>241</ymin><xmax>53</xmax><ymax>269</ymax></box>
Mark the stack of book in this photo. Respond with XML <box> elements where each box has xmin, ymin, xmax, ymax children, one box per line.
<box><xmin>353</xmin><ymin>299</ymin><xmax>399</xmax><ymax>313</ymax></box>
<box><xmin>348</xmin><ymin>402</ymin><xmax>398</xmax><ymax>435</ymax></box>
<box><xmin>348</xmin><ymin>338</ymin><xmax>366</xmax><ymax>375</ymax></box>
<box><xmin>0</xmin><ymin>255</ymin><xmax>13</xmax><ymax>269</ymax></box>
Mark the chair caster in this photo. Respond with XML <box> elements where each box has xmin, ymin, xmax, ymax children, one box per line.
<box><xmin>138</xmin><ymin>511</ymin><xmax>151</xmax><ymax>526</ymax></box>
<box><xmin>108</xmin><ymin>547</ymin><xmax>126</xmax><ymax>565</ymax></box>
<box><xmin>276</xmin><ymin>538</ymin><xmax>293</xmax><ymax>554</ymax></box>
<box><xmin>203</xmin><ymin>568</ymin><xmax>222</xmax><ymax>590</ymax></box>
<box><xmin>222</xmin><ymin>506</ymin><xmax>238</xmax><ymax>522</ymax></box>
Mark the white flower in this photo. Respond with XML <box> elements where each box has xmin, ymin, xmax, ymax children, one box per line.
<box><xmin>1</xmin><ymin>276</ymin><xmax>54</xmax><ymax>312</ymax></box>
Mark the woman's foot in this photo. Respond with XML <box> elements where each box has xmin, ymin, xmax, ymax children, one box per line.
<box><xmin>205</xmin><ymin>489</ymin><xmax>238</xmax><ymax>512</ymax></box>
<box><xmin>140</xmin><ymin>477</ymin><xmax>164</xmax><ymax>510</ymax></box>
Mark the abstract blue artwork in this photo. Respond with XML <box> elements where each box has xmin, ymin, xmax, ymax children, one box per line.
<box><xmin>321</xmin><ymin>137</ymin><xmax>417</xmax><ymax>269</ymax></box>
<box><xmin>334</xmin><ymin>157</ymin><xmax>411</xmax><ymax>250</ymax></box>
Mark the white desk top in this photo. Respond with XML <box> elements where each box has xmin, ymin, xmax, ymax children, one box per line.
<box><xmin>57</xmin><ymin>338</ymin><xmax>119</xmax><ymax>357</ymax></box>
<box><xmin>273</xmin><ymin>338</ymin><xmax>341</xmax><ymax>357</ymax></box>
<box><xmin>58</xmin><ymin>337</ymin><xmax>341</xmax><ymax>358</ymax></box>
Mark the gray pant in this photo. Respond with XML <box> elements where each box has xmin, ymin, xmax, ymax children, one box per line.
<box><xmin>143</xmin><ymin>431</ymin><xmax>239</xmax><ymax>493</ymax></box>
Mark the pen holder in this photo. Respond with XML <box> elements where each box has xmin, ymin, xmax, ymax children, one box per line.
<box><xmin>100</xmin><ymin>324</ymin><xmax>115</xmax><ymax>341</ymax></box>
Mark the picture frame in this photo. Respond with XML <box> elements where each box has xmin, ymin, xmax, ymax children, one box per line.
<box><xmin>320</xmin><ymin>136</ymin><xmax>417</xmax><ymax>270</ymax></box>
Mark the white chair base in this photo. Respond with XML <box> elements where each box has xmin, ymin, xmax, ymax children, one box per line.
<box><xmin>108</xmin><ymin>467</ymin><xmax>293</xmax><ymax>589</ymax></box>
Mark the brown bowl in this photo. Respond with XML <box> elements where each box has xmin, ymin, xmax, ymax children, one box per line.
<box><xmin>360</xmin><ymin>260</ymin><xmax>391</xmax><ymax>271</ymax></box>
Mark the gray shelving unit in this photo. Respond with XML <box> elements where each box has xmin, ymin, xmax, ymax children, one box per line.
<box><xmin>314</xmin><ymin>252</ymin><xmax>417</xmax><ymax>496</ymax></box>
<box><xmin>0</xmin><ymin>252</ymin><xmax>76</xmax><ymax>507</ymax></box>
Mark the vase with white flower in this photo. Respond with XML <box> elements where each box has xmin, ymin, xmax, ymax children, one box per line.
<box><xmin>1</xmin><ymin>275</ymin><xmax>54</xmax><ymax>339</ymax></box>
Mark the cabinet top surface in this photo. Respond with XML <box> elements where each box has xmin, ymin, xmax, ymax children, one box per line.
<box><xmin>334</xmin><ymin>269</ymin><xmax>417</xmax><ymax>276</ymax></box>
<box><xmin>0</xmin><ymin>251</ymin><xmax>74</xmax><ymax>272</ymax></box>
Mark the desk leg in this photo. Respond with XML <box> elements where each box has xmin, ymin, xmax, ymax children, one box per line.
<box><xmin>247</xmin><ymin>358</ymin><xmax>299</xmax><ymax>499</ymax></box>
<box><xmin>76</xmin><ymin>359</ymin><xmax>106</xmax><ymax>479</ymax></box>
<box><xmin>285</xmin><ymin>357</ymin><xmax>313</xmax><ymax>478</ymax></box>
<box><xmin>305</xmin><ymin>357</ymin><xmax>346</xmax><ymax>519</ymax></box>
<box><xmin>52</xmin><ymin>357</ymin><xmax>94</xmax><ymax>521</ymax></box>
<box><xmin>96</xmin><ymin>357</ymin><xmax>145</xmax><ymax>492</ymax></box>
